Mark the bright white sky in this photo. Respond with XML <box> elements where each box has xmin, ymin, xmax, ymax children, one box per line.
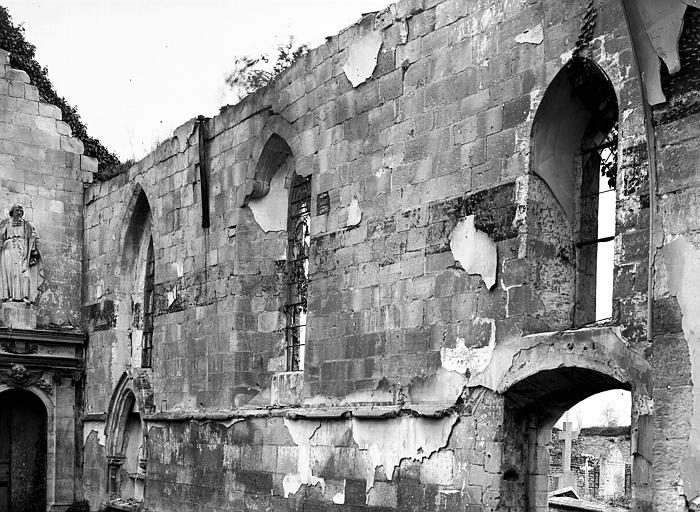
<box><xmin>555</xmin><ymin>389</ymin><xmax>631</xmax><ymax>430</ymax></box>
<box><xmin>4</xmin><ymin>0</ymin><xmax>392</xmax><ymax>160</ymax></box>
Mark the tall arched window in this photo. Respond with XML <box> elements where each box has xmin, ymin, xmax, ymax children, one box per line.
<box><xmin>530</xmin><ymin>58</ymin><xmax>619</xmax><ymax>327</ymax></box>
<box><xmin>286</xmin><ymin>174</ymin><xmax>311</xmax><ymax>371</ymax></box>
<box><xmin>121</xmin><ymin>189</ymin><xmax>155</xmax><ymax>368</ymax></box>
<box><xmin>141</xmin><ymin>238</ymin><xmax>155</xmax><ymax>368</ymax></box>
<box><xmin>576</xmin><ymin>116</ymin><xmax>618</xmax><ymax>324</ymax></box>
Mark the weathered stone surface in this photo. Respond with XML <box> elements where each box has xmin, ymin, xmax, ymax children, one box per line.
<box><xmin>0</xmin><ymin>0</ymin><xmax>697</xmax><ymax>511</ymax></box>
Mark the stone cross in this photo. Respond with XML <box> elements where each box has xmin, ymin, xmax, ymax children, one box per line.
<box><xmin>561</xmin><ymin>421</ymin><xmax>579</xmax><ymax>487</ymax></box>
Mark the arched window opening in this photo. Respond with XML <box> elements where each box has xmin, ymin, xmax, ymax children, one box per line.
<box><xmin>121</xmin><ymin>189</ymin><xmax>155</xmax><ymax>369</ymax></box>
<box><xmin>576</xmin><ymin>117</ymin><xmax>618</xmax><ymax>325</ymax></box>
<box><xmin>141</xmin><ymin>238</ymin><xmax>155</xmax><ymax>368</ymax></box>
<box><xmin>530</xmin><ymin>58</ymin><xmax>619</xmax><ymax>328</ymax></box>
<box><xmin>286</xmin><ymin>173</ymin><xmax>311</xmax><ymax>372</ymax></box>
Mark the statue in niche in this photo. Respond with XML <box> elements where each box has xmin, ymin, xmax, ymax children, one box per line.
<box><xmin>0</xmin><ymin>204</ymin><xmax>43</xmax><ymax>303</ymax></box>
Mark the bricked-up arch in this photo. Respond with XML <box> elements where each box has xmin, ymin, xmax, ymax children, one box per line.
<box><xmin>119</xmin><ymin>187</ymin><xmax>155</xmax><ymax>368</ymax></box>
<box><xmin>528</xmin><ymin>59</ymin><xmax>619</xmax><ymax>327</ymax></box>
<box><xmin>105</xmin><ymin>370</ymin><xmax>154</xmax><ymax>502</ymax></box>
<box><xmin>494</xmin><ymin>329</ymin><xmax>651</xmax><ymax>512</ymax></box>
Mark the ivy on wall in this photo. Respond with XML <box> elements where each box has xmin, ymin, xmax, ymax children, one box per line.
<box><xmin>0</xmin><ymin>6</ymin><xmax>121</xmax><ymax>177</ymax></box>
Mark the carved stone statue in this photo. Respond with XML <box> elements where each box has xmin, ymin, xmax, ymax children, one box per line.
<box><xmin>0</xmin><ymin>204</ymin><xmax>43</xmax><ymax>303</ymax></box>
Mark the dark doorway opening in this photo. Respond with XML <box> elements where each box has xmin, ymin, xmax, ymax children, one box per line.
<box><xmin>0</xmin><ymin>389</ymin><xmax>47</xmax><ymax>512</ymax></box>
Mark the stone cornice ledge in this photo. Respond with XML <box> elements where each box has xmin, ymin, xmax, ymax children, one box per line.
<box><xmin>0</xmin><ymin>326</ymin><xmax>86</xmax><ymax>345</ymax></box>
<box><xmin>145</xmin><ymin>402</ymin><xmax>459</xmax><ymax>423</ymax></box>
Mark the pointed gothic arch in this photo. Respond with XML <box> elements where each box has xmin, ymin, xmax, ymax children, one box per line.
<box><xmin>117</xmin><ymin>185</ymin><xmax>157</xmax><ymax>368</ymax></box>
<box><xmin>527</xmin><ymin>58</ymin><xmax>620</xmax><ymax>327</ymax></box>
<box><xmin>105</xmin><ymin>370</ymin><xmax>154</xmax><ymax>501</ymax></box>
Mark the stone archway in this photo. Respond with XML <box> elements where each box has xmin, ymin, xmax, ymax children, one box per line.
<box><xmin>0</xmin><ymin>388</ymin><xmax>47</xmax><ymax>512</ymax></box>
<box><xmin>484</xmin><ymin>327</ymin><xmax>652</xmax><ymax>512</ymax></box>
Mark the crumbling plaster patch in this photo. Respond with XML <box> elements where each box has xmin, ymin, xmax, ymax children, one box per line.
<box><xmin>248</xmin><ymin>167</ymin><xmax>289</xmax><ymax>233</ymax></box>
<box><xmin>351</xmin><ymin>415</ymin><xmax>458</xmax><ymax>496</ymax></box>
<box><xmin>347</xmin><ymin>198</ymin><xmax>362</xmax><ymax>227</ymax></box>
<box><xmin>282</xmin><ymin>419</ymin><xmax>325</xmax><ymax>497</ymax></box>
<box><xmin>408</xmin><ymin>368</ymin><xmax>470</xmax><ymax>404</ymax></box>
<box><xmin>662</xmin><ymin>237</ymin><xmax>700</xmax><ymax>500</ymax></box>
<box><xmin>440</xmin><ymin>329</ymin><xmax>496</xmax><ymax>378</ymax></box>
<box><xmin>636</xmin><ymin>0</ymin><xmax>686</xmax><ymax>74</ymax></box>
<box><xmin>515</xmin><ymin>24</ymin><xmax>544</xmax><ymax>45</ymax></box>
<box><xmin>624</xmin><ymin>0</ymin><xmax>695</xmax><ymax>105</ymax></box>
<box><xmin>343</xmin><ymin>31</ymin><xmax>382</xmax><ymax>87</ymax></box>
<box><xmin>449</xmin><ymin>215</ymin><xmax>497</xmax><ymax>289</ymax></box>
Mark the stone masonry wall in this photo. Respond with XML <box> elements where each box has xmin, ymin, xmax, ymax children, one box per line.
<box><xmin>145</xmin><ymin>391</ymin><xmax>505</xmax><ymax>512</ymax></box>
<box><xmin>83</xmin><ymin>0</ymin><xmax>647</xmax><ymax>410</ymax></box>
<box><xmin>0</xmin><ymin>48</ymin><xmax>94</xmax><ymax>326</ymax></box>
<box><xmin>79</xmin><ymin>0</ymin><xmax>661</xmax><ymax>510</ymax></box>
<box><xmin>0</xmin><ymin>46</ymin><xmax>94</xmax><ymax>512</ymax></box>
<box><xmin>649</xmin><ymin>6</ymin><xmax>700</xmax><ymax>509</ymax></box>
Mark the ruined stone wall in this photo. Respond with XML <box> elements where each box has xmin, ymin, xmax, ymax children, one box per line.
<box><xmin>144</xmin><ymin>391</ymin><xmax>505</xmax><ymax>512</ymax></box>
<box><xmin>0</xmin><ymin>48</ymin><xmax>94</xmax><ymax>325</ymax></box>
<box><xmin>0</xmin><ymin>47</ymin><xmax>94</xmax><ymax>511</ymax></box>
<box><xmin>649</xmin><ymin>6</ymin><xmax>700</xmax><ymax>509</ymax></box>
<box><xmin>80</xmin><ymin>0</ymin><xmax>656</xmax><ymax>510</ymax></box>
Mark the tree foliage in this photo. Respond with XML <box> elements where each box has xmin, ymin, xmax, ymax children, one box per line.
<box><xmin>225</xmin><ymin>38</ymin><xmax>309</xmax><ymax>101</ymax></box>
<box><xmin>0</xmin><ymin>6</ymin><xmax>121</xmax><ymax>177</ymax></box>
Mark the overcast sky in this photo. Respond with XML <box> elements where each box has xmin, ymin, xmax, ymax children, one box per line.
<box><xmin>4</xmin><ymin>0</ymin><xmax>391</xmax><ymax>160</ymax></box>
